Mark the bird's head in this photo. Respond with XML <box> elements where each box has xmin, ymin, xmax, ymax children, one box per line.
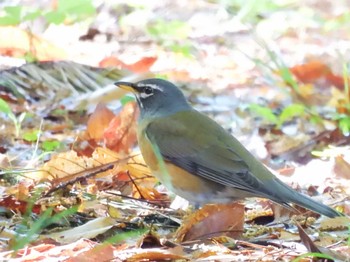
<box><xmin>115</xmin><ymin>78</ymin><xmax>191</xmax><ymax>118</ymax></box>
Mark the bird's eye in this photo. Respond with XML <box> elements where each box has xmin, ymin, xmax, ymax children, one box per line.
<box><xmin>143</xmin><ymin>86</ymin><xmax>153</xmax><ymax>95</ymax></box>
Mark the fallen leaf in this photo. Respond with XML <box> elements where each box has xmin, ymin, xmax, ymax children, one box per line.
<box><xmin>68</xmin><ymin>243</ymin><xmax>115</xmax><ymax>262</ymax></box>
<box><xmin>99</xmin><ymin>56</ymin><xmax>157</xmax><ymax>73</ymax></box>
<box><xmin>333</xmin><ymin>155</ymin><xmax>350</xmax><ymax>180</ymax></box>
<box><xmin>175</xmin><ymin>203</ymin><xmax>244</xmax><ymax>242</ymax></box>
<box><xmin>137</xmin><ymin>231</ymin><xmax>162</xmax><ymax>248</ymax></box>
<box><xmin>32</xmin><ymin>148</ymin><xmax>125</xmax><ymax>181</ymax></box>
<box><xmin>290</xmin><ymin>60</ymin><xmax>349</xmax><ymax>90</ymax></box>
<box><xmin>44</xmin><ymin>217</ymin><xmax>116</xmax><ymax>244</ymax></box>
<box><xmin>0</xmin><ymin>195</ymin><xmax>41</xmax><ymax>215</ymax></box>
<box><xmin>87</xmin><ymin>103</ymin><xmax>115</xmax><ymax>140</ymax></box>
<box><xmin>319</xmin><ymin>216</ymin><xmax>350</xmax><ymax>231</ymax></box>
<box><xmin>0</xmin><ymin>26</ymin><xmax>67</xmax><ymax>60</ymax></box>
<box><xmin>290</xmin><ymin>61</ymin><xmax>332</xmax><ymax>84</ymax></box>
<box><xmin>297</xmin><ymin>223</ymin><xmax>345</xmax><ymax>261</ymax></box>
<box><xmin>104</xmin><ymin>102</ymin><xmax>139</xmax><ymax>153</ymax></box>
<box><xmin>126</xmin><ymin>247</ymin><xmax>186</xmax><ymax>262</ymax></box>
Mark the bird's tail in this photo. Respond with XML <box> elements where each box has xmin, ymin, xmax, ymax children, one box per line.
<box><xmin>272</xmin><ymin>179</ymin><xmax>343</xmax><ymax>218</ymax></box>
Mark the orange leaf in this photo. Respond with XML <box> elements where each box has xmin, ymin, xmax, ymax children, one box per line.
<box><xmin>0</xmin><ymin>195</ymin><xmax>41</xmax><ymax>214</ymax></box>
<box><xmin>99</xmin><ymin>56</ymin><xmax>157</xmax><ymax>73</ymax></box>
<box><xmin>290</xmin><ymin>60</ymin><xmax>332</xmax><ymax>83</ymax></box>
<box><xmin>290</xmin><ymin>60</ymin><xmax>349</xmax><ymax>90</ymax></box>
<box><xmin>98</xmin><ymin>56</ymin><xmax>126</xmax><ymax>68</ymax></box>
<box><xmin>127</xmin><ymin>248</ymin><xmax>185</xmax><ymax>262</ymax></box>
<box><xmin>176</xmin><ymin>203</ymin><xmax>244</xmax><ymax>242</ymax></box>
<box><xmin>104</xmin><ymin>102</ymin><xmax>139</xmax><ymax>153</ymax></box>
<box><xmin>126</xmin><ymin>57</ymin><xmax>157</xmax><ymax>73</ymax></box>
<box><xmin>87</xmin><ymin>103</ymin><xmax>115</xmax><ymax>140</ymax></box>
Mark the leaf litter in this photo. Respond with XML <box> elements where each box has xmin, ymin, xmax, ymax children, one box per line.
<box><xmin>0</xmin><ymin>0</ymin><xmax>350</xmax><ymax>261</ymax></box>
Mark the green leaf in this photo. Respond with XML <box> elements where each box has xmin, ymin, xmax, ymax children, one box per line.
<box><xmin>23</xmin><ymin>10</ymin><xmax>42</xmax><ymax>21</ymax></box>
<box><xmin>169</xmin><ymin>42</ymin><xmax>193</xmax><ymax>57</ymax></box>
<box><xmin>278</xmin><ymin>104</ymin><xmax>305</xmax><ymax>126</ymax></box>
<box><xmin>0</xmin><ymin>98</ymin><xmax>11</xmax><ymax>115</ymax></box>
<box><xmin>0</xmin><ymin>16</ymin><xmax>20</xmax><ymax>26</ymax></box>
<box><xmin>23</xmin><ymin>130</ymin><xmax>39</xmax><ymax>142</ymax></box>
<box><xmin>249</xmin><ymin>104</ymin><xmax>278</xmax><ymax>124</ymax></box>
<box><xmin>44</xmin><ymin>11</ymin><xmax>66</xmax><ymax>24</ymax></box>
<box><xmin>42</xmin><ymin>140</ymin><xmax>61</xmax><ymax>151</ymax></box>
<box><xmin>4</xmin><ymin>6</ymin><xmax>22</xmax><ymax>20</ymax></box>
<box><xmin>13</xmin><ymin>208</ymin><xmax>53</xmax><ymax>251</ymax></box>
<box><xmin>292</xmin><ymin>252</ymin><xmax>334</xmax><ymax>262</ymax></box>
<box><xmin>120</xmin><ymin>95</ymin><xmax>135</xmax><ymax>106</ymax></box>
<box><xmin>105</xmin><ymin>228</ymin><xmax>148</xmax><ymax>244</ymax></box>
<box><xmin>147</xmin><ymin>20</ymin><xmax>190</xmax><ymax>40</ymax></box>
<box><xmin>57</xmin><ymin>0</ymin><xmax>96</xmax><ymax>15</ymax></box>
<box><xmin>23</xmin><ymin>52</ymin><xmax>38</xmax><ymax>63</ymax></box>
<box><xmin>339</xmin><ymin>117</ymin><xmax>350</xmax><ymax>135</ymax></box>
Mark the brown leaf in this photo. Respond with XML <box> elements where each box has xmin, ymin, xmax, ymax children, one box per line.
<box><xmin>0</xmin><ymin>26</ymin><xmax>67</xmax><ymax>60</ymax></box>
<box><xmin>33</xmin><ymin>148</ymin><xmax>124</xmax><ymax>181</ymax></box>
<box><xmin>333</xmin><ymin>155</ymin><xmax>350</xmax><ymax>180</ymax></box>
<box><xmin>137</xmin><ymin>231</ymin><xmax>162</xmax><ymax>248</ymax></box>
<box><xmin>175</xmin><ymin>203</ymin><xmax>244</xmax><ymax>242</ymax></box>
<box><xmin>99</xmin><ymin>56</ymin><xmax>157</xmax><ymax>73</ymax></box>
<box><xmin>104</xmin><ymin>102</ymin><xmax>139</xmax><ymax>153</ymax></box>
<box><xmin>289</xmin><ymin>60</ymin><xmax>349</xmax><ymax>90</ymax></box>
<box><xmin>0</xmin><ymin>195</ymin><xmax>42</xmax><ymax>215</ymax></box>
<box><xmin>290</xmin><ymin>61</ymin><xmax>332</xmax><ymax>84</ymax></box>
<box><xmin>320</xmin><ymin>216</ymin><xmax>350</xmax><ymax>231</ymax></box>
<box><xmin>127</xmin><ymin>247</ymin><xmax>185</xmax><ymax>262</ymax></box>
<box><xmin>68</xmin><ymin>243</ymin><xmax>115</xmax><ymax>262</ymax></box>
<box><xmin>296</xmin><ymin>223</ymin><xmax>322</xmax><ymax>254</ymax></box>
<box><xmin>87</xmin><ymin>103</ymin><xmax>115</xmax><ymax>140</ymax></box>
<box><xmin>297</xmin><ymin>223</ymin><xmax>344</xmax><ymax>261</ymax></box>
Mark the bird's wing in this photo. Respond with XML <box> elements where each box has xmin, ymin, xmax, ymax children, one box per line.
<box><xmin>144</xmin><ymin>110</ymin><xmax>274</xmax><ymax>198</ymax></box>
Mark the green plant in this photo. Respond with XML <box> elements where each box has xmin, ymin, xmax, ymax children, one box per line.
<box><xmin>219</xmin><ymin>0</ymin><xmax>293</xmax><ymax>23</ymax></box>
<box><xmin>0</xmin><ymin>0</ymin><xmax>96</xmax><ymax>26</ymax></box>
<box><xmin>23</xmin><ymin>130</ymin><xmax>40</xmax><ymax>142</ymax></box>
<box><xmin>0</xmin><ymin>98</ymin><xmax>26</xmax><ymax>137</ymax></box>
<box><xmin>12</xmin><ymin>187</ymin><xmax>78</xmax><ymax>251</ymax></box>
<box><xmin>147</xmin><ymin>19</ymin><xmax>194</xmax><ymax>57</ymax></box>
<box><xmin>249</xmin><ymin>103</ymin><xmax>306</xmax><ymax>128</ymax></box>
<box><xmin>291</xmin><ymin>252</ymin><xmax>334</xmax><ymax>262</ymax></box>
<box><xmin>41</xmin><ymin>140</ymin><xmax>62</xmax><ymax>152</ymax></box>
<box><xmin>333</xmin><ymin>63</ymin><xmax>350</xmax><ymax>136</ymax></box>
<box><xmin>0</xmin><ymin>6</ymin><xmax>41</xmax><ymax>25</ymax></box>
<box><xmin>13</xmin><ymin>206</ymin><xmax>78</xmax><ymax>251</ymax></box>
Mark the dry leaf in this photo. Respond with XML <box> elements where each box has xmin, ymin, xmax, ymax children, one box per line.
<box><xmin>31</xmin><ymin>148</ymin><xmax>125</xmax><ymax>181</ymax></box>
<box><xmin>137</xmin><ymin>231</ymin><xmax>162</xmax><ymax>248</ymax></box>
<box><xmin>68</xmin><ymin>243</ymin><xmax>115</xmax><ymax>262</ymax></box>
<box><xmin>87</xmin><ymin>103</ymin><xmax>115</xmax><ymax>140</ymax></box>
<box><xmin>127</xmin><ymin>247</ymin><xmax>185</xmax><ymax>262</ymax></box>
<box><xmin>333</xmin><ymin>155</ymin><xmax>350</xmax><ymax>180</ymax></box>
<box><xmin>320</xmin><ymin>216</ymin><xmax>350</xmax><ymax>231</ymax></box>
<box><xmin>104</xmin><ymin>102</ymin><xmax>139</xmax><ymax>153</ymax></box>
<box><xmin>44</xmin><ymin>217</ymin><xmax>116</xmax><ymax>244</ymax></box>
<box><xmin>290</xmin><ymin>61</ymin><xmax>332</xmax><ymax>84</ymax></box>
<box><xmin>176</xmin><ymin>203</ymin><xmax>244</xmax><ymax>242</ymax></box>
<box><xmin>0</xmin><ymin>26</ymin><xmax>67</xmax><ymax>60</ymax></box>
<box><xmin>290</xmin><ymin>60</ymin><xmax>349</xmax><ymax>90</ymax></box>
<box><xmin>99</xmin><ymin>56</ymin><xmax>157</xmax><ymax>73</ymax></box>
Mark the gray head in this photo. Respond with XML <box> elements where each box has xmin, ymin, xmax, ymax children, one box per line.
<box><xmin>114</xmin><ymin>78</ymin><xmax>192</xmax><ymax>119</ymax></box>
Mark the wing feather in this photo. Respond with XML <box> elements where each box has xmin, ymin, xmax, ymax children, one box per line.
<box><xmin>145</xmin><ymin>111</ymin><xmax>274</xmax><ymax>198</ymax></box>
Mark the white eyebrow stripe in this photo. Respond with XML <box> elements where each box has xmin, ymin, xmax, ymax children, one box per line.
<box><xmin>139</xmin><ymin>92</ymin><xmax>154</xmax><ymax>99</ymax></box>
<box><xmin>137</xmin><ymin>83</ymin><xmax>163</xmax><ymax>91</ymax></box>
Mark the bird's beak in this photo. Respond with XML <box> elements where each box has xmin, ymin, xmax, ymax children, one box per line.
<box><xmin>114</xmin><ymin>81</ymin><xmax>137</xmax><ymax>93</ymax></box>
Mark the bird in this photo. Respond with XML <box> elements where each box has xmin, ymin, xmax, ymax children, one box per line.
<box><xmin>114</xmin><ymin>78</ymin><xmax>342</xmax><ymax>218</ymax></box>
